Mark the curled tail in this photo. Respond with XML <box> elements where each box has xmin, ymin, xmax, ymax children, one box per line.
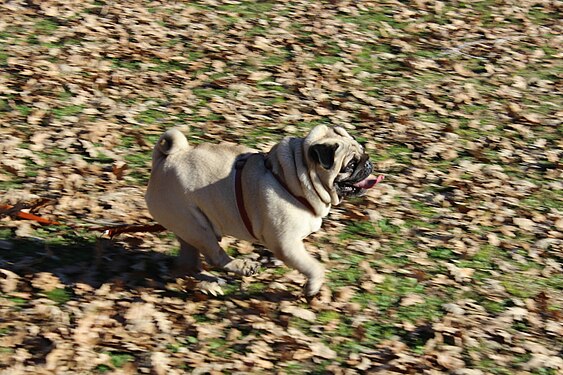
<box><xmin>152</xmin><ymin>128</ymin><xmax>190</xmax><ymax>163</ymax></box>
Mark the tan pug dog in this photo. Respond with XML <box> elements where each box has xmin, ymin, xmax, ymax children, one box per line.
<box><xmin>145</xmin><ymin>125</ymin><xmax>383</xmax><ymax>296</ymax></box>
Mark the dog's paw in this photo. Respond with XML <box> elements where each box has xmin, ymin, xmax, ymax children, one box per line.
<box><xmin>224</xmin><ymin>258</ymin><xmax>260</xmax><ymax>276</ymax></box>
<box><xmin>304</xmin><ymin>277</ymin><xmax>324</xmax><ymax>297</ymax></box>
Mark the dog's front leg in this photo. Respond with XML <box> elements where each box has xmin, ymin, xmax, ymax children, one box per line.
<box><xmin>272</xmin><ymin>240</ymin><xmax>325</xmax><ymax>297</ymax></box>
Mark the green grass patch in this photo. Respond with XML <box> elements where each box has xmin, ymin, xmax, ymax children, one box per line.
<box><xmin>397</xmin><ymin>295</ymin><xmax>444</xmax><ymax>322</ymax></box>
<box><xmin>338</xmin><ymin>221</ymin><xmax>377</xmax><ymax>240</ymax></box>
<box><xmin>0</xmin><ymin>51</ymin><xmax>7</xmax><ymax>66</ymax></box>
<box><xmin>148</xmin><ymin>58</ymin><xmax>188</xmax><ymax>72</ymax></box>
<box><xmin>52</xmin><ymin>105</ymin><xmax>84</xmax><ymax>118</ymax></box>
<box><xmin>410</xmin><ymin>201</ymin><xmax>436</xmax><ymax>217</ymax></box>
<box><xmin>34</xmin><ymin>19</ymin><xmax>59</xmax><ymax>33</ymax></box>
<box><xmin>244</xmin><ymin>281</ymin><xmax>267</xmax><ymax>294</ymax></box>
<box><xmin>44</xmin><ymin>288</ymin><xmax>72</xmax><ymax>304</ymax></box>
<box><xmin>457</xmin><ymin>245</ymin><xmax>499</xmax><ymax>277</ymax></box>
<box><xmin>256</xmin><ymin>83</ymin><xmax>288</xmax><ymax>93</ymax></box>
<box><xmin>237</xmin><ymin>126</ymin><xmax>281</xmax><ymax>148</ymax></box>
<box><xmin>216</xmin><ymin>1</ymin><xmax>275</xmax><ymax>17</ymax></box>
<box><xmin>481</xmin><ymin>298</ymin><xmax>508</xmax><ymax>314</ymax></box>
<box><xmin>5</xmin><ymin>295</ymin><xmax>27</xmax><ymax>306</ymax></box>
<box><xmin>385</xmin><ymin>144</ymin><xmax>413</xmax><ymax>163</ymax></box>
<box><xmin>111</xmin><ymin>58</ymin><xmax>141</xmax><ymax>70</ymax></box>
<box><xmin>192</xmin><ymin>87</ymin><xmax>230</xmax><ymax>100</ymax></box>
<box><xmin>109</xmin><ymin>352</ymin><xmax>134</xmax><ymax>368</ymax></box>
<box><xmin>307</xmin><ymin>55</ymin><xmax>342</xmax><ymax>67</ymax></box>
<box><xmin>427</xmin><ymin>246</ymin><xmax>455</xmax><ymax>260</ymax></box>
<box><xmin>0</xmin><ymin>179</ymin><xmax>26</xmax><ymax>191</ymax></box>
<box><xmin>328</xmin><ymin>266</ymin><xmax>362</xmax><ymax>288</ymax></box>
<box><xmin>378</xmin><ymin>276</ymin><xmax>421</xmax><ymax>309</ymax></box>
<box><xmin>336</xmin><ymin>8</ymin><xmax>402</xmax><ymax>31</ymax></box>
<box><xmin>282</xmin><ymin>361</ymin><xmax>307</xmax><ymax>374</ymax></box>
<box><xmin>317</xmin><ymin>310</ymin><xmax>341</xmax><ymax>324</ymax></box>
<box><xmin>376</xmin><ymin>218</ymin><xmax>401</xmax><ymax>234</ymax></box>
<box><xmin>94</xmin><ymin>364</ymin><xmax>111</xmax><ymax>373</ymax></box>
<box><xmin>370</xmin><ymin>143</ymin><xmax>413</xmax><ymax>163</ymax></box>
<box><xmin>501</xmin><ymin>278</ymin><xmax>536</xmax><ymax>299</ymax></box>
<box><xmin>16</xmin><ymin>105</ymin><xmax>33</xmax><ymax>116</ymax></box>
<box><xmin>134</xmin><ymin>109</ymin><xmax>168</xmax><ymax>124</ymax></box>
<box><xmin>262</xmin><ymin>53</ymin><xmax>290</xmax><ymax>66</ymax></box>
<box><xmin>519</xmin><ymin>190</ymin><xmax>562</xmax><ymax>211</ymax></box>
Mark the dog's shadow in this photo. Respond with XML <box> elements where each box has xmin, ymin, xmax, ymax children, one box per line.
<box><xmin>0</xmin><ymin>228</ymin><xmax>297</xmax><ymax>302</ymax></box>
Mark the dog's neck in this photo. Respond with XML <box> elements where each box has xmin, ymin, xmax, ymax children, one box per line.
<box><xmin>265</xmin><ymin>138</ymin><xmax>332</xmax><ymax>216</ymax></box>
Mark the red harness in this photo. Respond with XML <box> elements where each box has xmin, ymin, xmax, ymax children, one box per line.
<box><xmin>234</xmin><ymin>154</ymin><xmax>315</xmax><ymax>239</ymax></box>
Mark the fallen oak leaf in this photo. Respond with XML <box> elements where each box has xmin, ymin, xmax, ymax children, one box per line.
<box><xmin>112</xmin><ymin>161</ymin><xmax>128</xmax><ymax>180</ymax></box>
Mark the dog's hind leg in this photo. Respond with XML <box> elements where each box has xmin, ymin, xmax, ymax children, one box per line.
<box><xmin>175</xmin><ymin>236</ymin><xmax>203</xmax><ymax>276</ymax></box>
<box><xmin>173</xmin><ymin>236</ymin><xmax>226</xmax><ymax>296</ymax></box>
<box><xmin>174</xmin><ymin>208</ymin><xmax>260</xmax><ymax>277</ymax></box>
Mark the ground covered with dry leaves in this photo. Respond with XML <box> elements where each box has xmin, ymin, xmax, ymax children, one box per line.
<box><xmin>0</xmin><ymin>0</ymin><xmax>561</xmax><ymax>374</ymax></box>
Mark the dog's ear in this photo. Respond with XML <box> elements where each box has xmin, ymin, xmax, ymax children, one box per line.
<box><xmin>309</xmin><ymin>143</ymin><xmax>339</xmax><ymax>170</ymax></box>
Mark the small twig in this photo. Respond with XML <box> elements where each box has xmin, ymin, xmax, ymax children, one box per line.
<box><xmin>89</xmin><ymin>223</ymin><xmax>166</xmax><ymax>238</ymax></box>
<box><xmin>0</xmin><ymin>204</ymin><xmax>62</xmax><ymax>225</ymax></box>
<box><xmin>1</xmin><ymin>201</ymin><xmax>166</xmax><ymax>238</ymax></box>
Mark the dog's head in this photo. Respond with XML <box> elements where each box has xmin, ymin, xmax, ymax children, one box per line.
<box><xmin>304</xmin><ymin>125</ymin><xmax>383</xmax><ymax>205</ymax></box>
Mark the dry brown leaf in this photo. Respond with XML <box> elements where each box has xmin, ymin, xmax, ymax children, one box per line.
<box><xmin>0</xmin><ymin>269</ymin><xmax>20</xmax><ymax>293</ymax></box>
<box><xmin>248</xmin><ymin>71</ymin><xmax>272</xmax><ymax>81</ymax></box>
<box><xmin>446</xmin><ymin>263</ymin><xmax>474</xmax><ymax>283</ymax></box>
<box><xmin>151</xmin><ymin>352</ymin><xmax>176</xmax><ymax>375</ymax></box>
<box><xmin>400</xmin><ymin>293</ymin><xmax>425</xmax><ymax>306</ymax></box>
<box><xmin>436</xmin><ymin>351</ymin><xmax>465</xmax><ymax>370</ymax></box>
<box><xmin>453</xmin><ymin>63</ymin><xmax>474</xmax><ymax>77</ymax></box>
<box><xmin>124</xmin><ymin>302</ymin><xmax>157</xmax><ymax>334</ymax></box>
<box><xmin>31</xmin><ymin>272</ymin><xmax>64</xmax><ymax>292</ymax></box>
<box><xmin>513</xmin><ymin>217</ymin><xmax>536</xmax><ymax>231</ymax></box>
<box><xmin>281</xmin><ymin>303</ymin><xmax>316</xmax><ymax>322</ymax></box>
<box><xmin>309</xmin><ymin>341</ymin><xmax>337</xmax><ymax>359</ymax></box>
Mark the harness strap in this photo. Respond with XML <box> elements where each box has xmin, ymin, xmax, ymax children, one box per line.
<box><xmin>266</xmin><ymin>166</ymin><xmax>316</xmax><ymax>215</ymax></box>
<box><xmin>235</xmin><ymin>157</ymin><xmax>256</xmax><ymax>239</ymax></box>
<box><xmin>234</xmin><ymin>154</ymin><xmax>317</xmax><ymax>240</ymax></box>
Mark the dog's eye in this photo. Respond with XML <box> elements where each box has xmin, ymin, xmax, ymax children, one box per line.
<box><xmin>342</xmin><ymin>159</ymin><xmax>357</xmax><ymax>173</ymax></box>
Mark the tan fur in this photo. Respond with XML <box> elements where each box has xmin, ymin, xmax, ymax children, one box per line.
<box><xmin>145</xmin><ymin>125</ymin><xmax>369</xmax><ymax>296</ymax></box>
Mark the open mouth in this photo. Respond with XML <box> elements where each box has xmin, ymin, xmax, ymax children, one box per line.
<box><xmin>337</xmin><ymin>174</ymin><xmax>385</xmax><ymax>197</ymax></box>
<box><xmin>353</xmin><ymin>174</ymin><xmax>385</xmax><ymax>189</ymax></box>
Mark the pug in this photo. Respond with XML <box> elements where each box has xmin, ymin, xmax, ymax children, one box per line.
<box><xmin>145</xmin><ymin>125</ymin><xmax>383</xmax><ymax>296</ymax></box>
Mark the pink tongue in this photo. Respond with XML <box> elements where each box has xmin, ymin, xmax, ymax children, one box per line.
<box><xmin>354</xmin><ymin>174</ymin><xmax>384</xmax><ymax>189</ymax></box>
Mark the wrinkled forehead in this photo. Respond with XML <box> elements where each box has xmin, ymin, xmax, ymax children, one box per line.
<box><xmin>331</xmin><ymin>128</ymin><xmax>364</xmax><ymax>152</ymax></box>
<box><xmin>337</xmin><ymin>141</ymin><xmax>364</xmax><ymax>158</ymax></box>
<box><xmin>331</xmin><ymin>137</ymin><xmax>365</xmax><ymax>163</ymax></box>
